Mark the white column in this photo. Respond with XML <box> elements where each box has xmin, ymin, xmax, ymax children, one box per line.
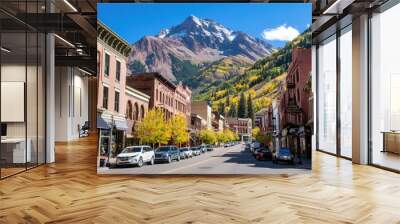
<box><xmin>46</xmin><ymin>32</ymin><xmax>55</xmax><ymax>163</ymax></box>
<box><xmin>352</xmin><ymin>14</ymin><xmax>369</xmax><ymax>164</ymax></box>
<box><xmin>311</xmin><ymin>45</ymin><xmax>317</xmax><ymax>151</ymax></box>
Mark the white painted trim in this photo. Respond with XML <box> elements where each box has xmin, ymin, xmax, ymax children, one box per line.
<box><xmin>102</xmin><ymin>82</ymin><xmax>110</xmax><ymax>88</ymax></box>
<box><xmin>125</xmin><ymin>86</ymin><xmax>150</xmax><ymax>102</ymax></box>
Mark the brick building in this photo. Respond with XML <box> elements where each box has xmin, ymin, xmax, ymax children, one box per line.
<box><xmin>212</xmin><ymin>111</ymin><xmax>226</xmax><ymax>133</ymax></box>
<box><xmin>126</xmin><ymin>72</ymin><xmax>192</xmax><ymax>125</ymax></box>
<box><xmin>255</xmin><ymin>107</ymin><xmax>274</xmax><ymax>133</ymax></box>
<box><xmin>278</xmin><ymin>48</ymin><xmax>312</xmax><ymax>158</ymax></box>
<box><xmin>191</xmin><ymin>101</ymin><xmax>212</xmax><ymax>130</ymax></box>
<box><xmin>280</xmin><ymin>48</ymin><xmax>312</xmax><ymax>127</ymax></box>
<box><xmin>226</xmin><ymin>117</ymin><xmax>252</xmax><ymax>142</ymax></box>
<box><xmin>125</xmin><ymin>86</ymin><xmax>150</xmax><ymax>141</ymax></box>
<box><xmin>97</xmin><ymin>21</ymin><xmax>132</xmax><ymax>163</ymax></box>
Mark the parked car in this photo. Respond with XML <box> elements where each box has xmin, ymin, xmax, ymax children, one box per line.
<box><xmin>206</xmin><ymin>144</ymin><xmax>214</xmax><ymax>151</ymax></box>
<box><xmin>199</xmin><ymin>145</ymin><xmax>207</xmax><ymax>153</ymax></box>
<box><xmin>155</xmin><ymin>146</ymin><xmax>180</xmax><ymax>163</ymax></box>
<box><xmin>116</xmin><ymin>145</ymin><xmax>154</xmax><ymax>167</ymax></box>
<box><xmin>224</xmin><ymin>142</ymin><xmax>234</xmax><ymax>147</ymax></box>
<box><xmin>180</xmin><ymin>147</ymin><xmax>193</xmax><ymax>159</ymax></box>
<box><xmin>191</xmin><ymin>147</ymin><xmax>201</xmax><ymax>156</ymax></box>
<box><xmin>273</xmin><ymin>148</ymin><xmax>294</xmax><ymax>164</ymax></box>
<box><xmin>255</xmin><ymin>147</ymin><xmax>272</xmax><ymax>161</ymax></box>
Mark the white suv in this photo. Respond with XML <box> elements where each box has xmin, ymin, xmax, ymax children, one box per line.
<box><xmin>116</xmin><ymin>146</ymin><xmax>155</xmax><ymax>167</ymax></box>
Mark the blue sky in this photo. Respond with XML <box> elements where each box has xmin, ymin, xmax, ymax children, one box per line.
<box><xmin>98</xmin><ymin>3</ymin><xmax>311</xmax><ymax>48</ymax></box>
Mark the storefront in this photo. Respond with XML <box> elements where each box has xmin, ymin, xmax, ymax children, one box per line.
<box><xmin>97</xmin><ymin>111</ymin><xmax>128</xmax><ymax>167</ymax></box>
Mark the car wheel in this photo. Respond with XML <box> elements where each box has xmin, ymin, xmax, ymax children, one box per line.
<box><xmin>167</xmin><ymin>156</ymin><xmax>172</xmax><ymax>163</ymax></box>
<box><xmin>138</xmin><ymin>157</ymin><xmax>143</xmax><ymax>167</ymax></box>
<box><xmin>149</xmin><ymin>157</ymin><xmax>154</xmax><ymax>165</ymax></box>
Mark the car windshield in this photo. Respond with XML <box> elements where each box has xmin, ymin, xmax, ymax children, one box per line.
<box><xmin>279</xmin><ymin>149</ymin><xmax>291</xmax><ymax>155</ymax></box>
<box><xmin>157</xmin><ymin>147</ymin><xmax>171</xmax><ymax>152</ymax></box>
<box><xmin>181</xmin><ymin>148</ymin><xmax>188</xmax><ymax>151</ymax></box>
<box><xmin>122</xmin><ymin>147</ymin><xmax>142</xmax><ymax>153</ymax></box>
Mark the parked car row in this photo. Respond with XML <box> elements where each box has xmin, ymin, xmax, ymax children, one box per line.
<box><xmin>248</xmin><ymin>142</ymin><xmax>295</xmax><ymax>165</ymax></box>
<box><xmin>224</xmin><ymin>141</ymin><xmax>241</xmax><ymax>147</ymax></box>
<box><xmin>115</xmin><ymin>144</ymin><xmax>217</xmax><ymax>167</ymax></box>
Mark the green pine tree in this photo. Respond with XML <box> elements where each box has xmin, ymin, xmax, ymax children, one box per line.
<box><xmin>238</xmin><ymin>93</ymin><xmax>247</xmax><ymax>118</ymax></box>
<box><xmin>218</xmin><ymin>102</ymin><xmax>225</xmax><ymax>116</ymax></box>
<box><xmin>228</xmin><ymin>103</ymin><xmax>238</xmax><ymax>118</ymax></box>
<box><xmin>225</xmin><ymin>96</ymin><xmax>230</xmax><ymax>107</ymax></box>
<box><xmin>247</xmin><ymin>95</ymin><xmax>255</xmax><ymax>125</ymax></box>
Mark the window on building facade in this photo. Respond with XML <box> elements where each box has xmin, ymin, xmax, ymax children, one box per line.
<box><xmin>116</xmin><ymin>60</ymin><xmax>121</xmax><ymax>82</ymax></box>
<box><xmin>141</xmin><ymin>105</ymin><xmax>145</xmax><ymax>119</ymax></box>
<box><xmin>114</xmin><ymin>91</ymin><xmax>120</xmax><ymax>112</ymax></box>
<box><xmin>104</xmin><ymin>53</ymin><xmax>110</xmax><ymax>76</ymax></box>
<box><xmin>103</xmin><ymin>86</ymin><xmax>109</xmax><ymax>109</ymax></box>
<box><xmin>127</xmin><ymin>101</ymin><xmax>133</xmax><ymax>119</ymax></box>
<box><xmin>134</xmin><ymin>103</ymin><xmax>139</xmax><ymax>120</ymax></box>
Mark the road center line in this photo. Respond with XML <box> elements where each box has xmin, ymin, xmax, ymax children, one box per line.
<box><xmin>160</xmin><ymin>146</ymin><xmax>241</xmax><ymax>174</ymax></box>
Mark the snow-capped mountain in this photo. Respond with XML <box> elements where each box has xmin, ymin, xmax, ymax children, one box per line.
<box><xmin>128</xmin><ymin>15</ymin><xmax>273</xmax><ymax>81</ymax></box>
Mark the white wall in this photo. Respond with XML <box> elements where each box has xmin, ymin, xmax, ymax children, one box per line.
<box><xmin>54</xmin><ymin>67</ymin><xmax>89</xmax><ymax>141</ymax></box>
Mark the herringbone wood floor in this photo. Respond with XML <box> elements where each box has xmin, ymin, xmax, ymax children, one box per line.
<box><xmin>1</xmin><ymin>135</ymin><xmax>400</xmax><ymax>224</ymax></box>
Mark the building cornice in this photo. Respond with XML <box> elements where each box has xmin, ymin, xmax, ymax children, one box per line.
<box><xmin>97</xmin><ymin>20</ymin><xmax>132</xmax><ymax>57</ymax></box>
<box><xmin>125</xmin><ymin>86</ymin><xmax>150</xmax><ymax>102</ymax></box>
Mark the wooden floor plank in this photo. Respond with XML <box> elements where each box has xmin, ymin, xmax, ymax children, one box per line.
<box><xmin>0</xmin><ymin>135</ymin><xmax>399</xmax><ymax>223</ymax></box>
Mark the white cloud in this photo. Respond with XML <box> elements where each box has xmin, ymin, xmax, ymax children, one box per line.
<box><xmin>261</xmin><ymin>24</ymin><xmax>300</xmax><ymax>41</ymax></box>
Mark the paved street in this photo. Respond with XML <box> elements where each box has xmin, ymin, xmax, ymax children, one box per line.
<box><xmin>98</xmin><ymin>144</ymin><xmax>311</xmax><ymax>175</ymax></box>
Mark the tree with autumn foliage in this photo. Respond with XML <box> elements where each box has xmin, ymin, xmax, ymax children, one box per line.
<box><xmin>198</xmin><ymin>129</ymin><xmax>217</xmax><ymax>145</ymax></box>
<box><xmin>224</xmin><ymin>129</ymin><xmax>237</xmax><ymax>142</ymax></box>
<box><xmin>252</xmin><ymin>127</ymin><xmax>260</xmax><ymax>139</ymax></box>
<box><xmin>170</xmin><ymin>113</ymin><xmax>189</xmax><ymax>147</ymax></box>
<box><xmin>135</xmin><ymin>108</ymin><xmax>171</xmax><ymax>148</ymax></box>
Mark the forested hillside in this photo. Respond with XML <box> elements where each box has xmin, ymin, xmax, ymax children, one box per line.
<box><xmin>194</xmin><ymin>29</ymin><xmax>311</xmax><ymax>115</ymax></box>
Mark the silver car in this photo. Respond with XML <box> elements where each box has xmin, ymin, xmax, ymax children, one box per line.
<box><xmin>116</xmin><ymin>146</ymin><xmax>155</xmax><ymax>167</ymax></box>
<box><xmin>179</xmin><ymin>147</ymin><xmax>193</xmax><ymax>159</ymax></box>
